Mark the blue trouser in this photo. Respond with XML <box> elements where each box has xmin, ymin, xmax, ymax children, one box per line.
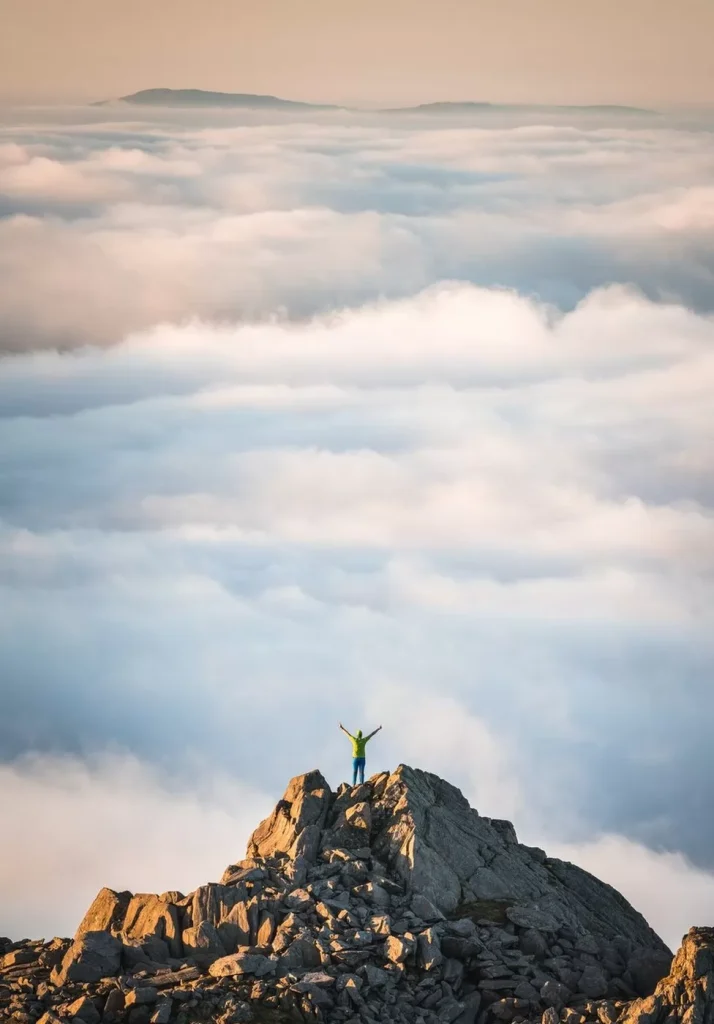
<box><xmin>353</xmin><ymin>757</ymin><xmax>366</xmax><ymax>786</ymax></box>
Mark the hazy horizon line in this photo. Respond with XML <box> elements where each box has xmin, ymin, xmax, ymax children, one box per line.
<box><xmin>2</xmin><ymin>85</ymin><xmax>713</xmax><ymax>114</ymax></box>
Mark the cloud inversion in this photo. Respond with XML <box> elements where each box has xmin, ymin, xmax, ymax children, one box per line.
<box><xmin>1</xmin><ymin>104</ymin><xmax>713</xmax><ymax>948</ymax></box>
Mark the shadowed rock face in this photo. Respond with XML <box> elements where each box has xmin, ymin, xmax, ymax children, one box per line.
<box><xmin>1</xmin><ymin>764</ymin><xmax>700</xmax><ymax>1024</ymax></box>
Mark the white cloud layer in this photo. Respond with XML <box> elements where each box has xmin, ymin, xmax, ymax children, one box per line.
<box><xmin>1</xmin><ymin>104</ymin><xmax>713</xmax><ymax>946</ymax></box>
<box><xmin>0</xmin><ymin>754</ymin><xmax>272</xmax><ymax>939</ymax></box>
<box><xmin>1</xmin><ymin>107</ymin><xmax>714</xmax><ymax>352</ymax></box>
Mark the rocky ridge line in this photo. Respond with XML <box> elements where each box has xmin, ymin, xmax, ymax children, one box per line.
<box><xmin>1</xmin><ymin>764</ymin><xmax>709</xmax><ymax>1024</ymax></box>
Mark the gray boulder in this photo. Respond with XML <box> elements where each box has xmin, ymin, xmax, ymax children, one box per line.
<box><xmin>418</xmin><ymin>927</ymin><xmax>444</xmax><ymax>971</ymax></box>
<box><xmin>74</xmin><ymin>888</ymin><xmax>132</xmax><ymax>939</ymax></box>
<box><xmin>121</xmin><ymin>893</ymin><xmax>182</xmax><ymax>959</ymax></box>
<box><xmin>627</xmin><ymin>947</ymin><xmax>673</xmax><ymax>997</ymax></box>
<box><xmin>181</xmin><ymin>920</ymin><xmax>225</xmax><ymax>964</ymax></box>
<box><xmin>51</xmin><ymin>931</ymin><xmax>121</xmax><ymax>985</ymax></box>
<box><xmin>578</xmin><ymin>964</ymin><xmax>609</xmax><ymax>998</ymax></box>
<box><xmin>208</xmin><ymin>951</ymin><xmax>276</xmax><ymax>978</ymax></box>
<box><xmin>247</xmin><ymin>770</ymin><xmax>331</xmax><ymax>863</ymax></box>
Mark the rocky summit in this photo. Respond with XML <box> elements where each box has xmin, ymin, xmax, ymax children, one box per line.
<box><xmin>1</xmin><ymin>764</ymin><xmax>711</xmax><ymax>1024</ymax></box>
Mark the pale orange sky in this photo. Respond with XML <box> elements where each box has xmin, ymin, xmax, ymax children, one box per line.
<box><xmin>1</xmin><ymin>0</ymin><xmax>713</xmax><ymax>106</ymax></box>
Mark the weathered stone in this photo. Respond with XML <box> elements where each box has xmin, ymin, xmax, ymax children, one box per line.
<box><xmin>442</xmin><ymin>936</ymin><xmax>481</xmax><ymax>960</ymax></box>
<box><xmin>208</xmin><ymin>951</ymin><xmax>276</xmax><ymax>978</ymax></box>
<box><xmin>149</xmin><ymin>999</ymin><xmax>172</xmax><ymax>1024</ymax></box>
<box><xmin>256</xmin><ymin>911</ymin><xmax>276</xmax><ymax>947</ymax></box>
<box><xmin>291</xmin><ymin>823</ymin><xmax>322</xmax><ymax>862</ymax></box>
<box><xmin>541</xmin><ymin>1007</ymin><xmax>560</xmax><ymax>1024</ymax></box>
<box><xmin>75</xmin><ymin>889</ymin><xmax>132</xmax><ymax>940</ymax></box>
<box><xmin>479</xmin><ymin>964</ymin><xmax>514</xmax><ymax>980</ymax></box>
<box><xmin>280</xmin><ymin>936</ymin><xmax>322</xmax><ymax>969</ymax></box>
<box><xmin>491</xmin><ymin>997</ymin><xmax>521</xmax><ymax>1021</ymax></box>
<box><xmin>411</xmin><ymin>895</ymin><xmax>446</xmax><ymax>923</ymax></box>
<box><xmin>513</xmin><ymin>980</ymin><xmax>539</xmax><ymax>1000</ymax></box>
<box><xmin>220</xmin><ymin>864</ymin><xmax>265</xmax><ymax>886</ymax></box>
<box><xmin>65</xmin><ymin>996</ymin><xmax>100</xmax><ymax>1023</ymax></box>
<box><xmin>337</xmin><ymin>973</ymin><xmax>364</xmax><ymax>992</ymax></box>
<box><xmin>385</xmin><ymin>935</ymin><xmax>415</xmax><ymax>964</ymax></box>
<box><xmin>51</xmin><ymin>932</ymin><xmax>121</xmax><ymax>986</ymax></box>
<box><xmin>562</xmin><ymin>1009</ymin><xmax>586</xmax><ymax>1024</ymax></box>
<box><xmin>453</xmin><ymin>990</ymin><xmax>482</xmax><ymax>1024</ymax></box>
<box><xmin>217</xmin><ymin>899</ymin><xmax>251</xmax><ymax>951</ymax></box>
<box><xmin>540</xmin><ymin>979</ymin><xmax>572</xmax><ymax>1010</ymax></box>
<box><xmin>247</xmin><ymin>770</ymin><xmax>332</xmax><ymax>863</ymax></box>
<box><xmin>102</xmin><ymin>988</ymin><xmax>125</xmax><ymax>1020</ymax></box>
<box><xmin>126</xmin><ymin>1009</ymin><xmax>151</xmax><ymax>1024</ymax></box>
<box><xmin>576</xmin><ymin>934</ymin><xmax>601</xmax><ymax>956</ymax></box>
<box><xmin>597</xmin><ymin>1000</ymin><xmax>619</xmax><ymax>1024</ymax></box>
<box><xmin>478</xmin><ymin>978</ymin><xmax>520</xmax><ymax>991</ymax></box>
<box><xmin>353</xmin><ymin>882</ymin><xmax>391</xmax><ymax>907</ymax></box>
<box><xmin>418</xmin><ymin>927</ymin><xmax>444</xmax><ymax>971</ymax></box>
<box><xmin>125</xmin><ymin>988</ymin><xmax>158</xmax><ymax>1007</ymax></box>
<box><xmin>621</xmin><ymin>928</ymin><xmax>711</xmax><ymax>1024</ymax></box>
<box><xmin>368</xmin><ymin>914</ymin><xmax>391</xmax><ymax>937</ymax></box>
<box><xmin>444</xmin><ymin>956</ymin><xmax>465</xmax><ymax>988</ymax></box>
<box><xmin>292</xmin><ymin>971</ymin><xmax>336</xmax><ymax>990</ymax></box>
<box><xmin>448</xmin><ymin>918</ymin><xmax>476</xmax><ymax>938</ymax></box>
<box><xmin>519</xmin><ymin>927</ymin><xmax>550</xmax><ymax>959</ymax></box>
<box><xmin>578</xmin><ymin>965</ymin><xmax>609</xmax><ymax>998</ymax></box>
<box><xmin>343</xmin><ymin>802</ymin><xmax>371</xmax><ymax>832</ymax></box>
<box><xmin>619</xmin><ymin>993</ymin><xmax>663</xmax><ymax>1024</ymax></box>
<box><xmin>284</xmin><ymin>855</ymin><xmax>309</xmax><ymax>887</ymax></box>
<box><xmin>122</xmin><ymin>895</ymin><xmax>181</xmax><ymax>959</ymax></box>
<box><xmin>188</xmin><ymin>883</ymin><xmax>226</xmax><ymax>930</ymax></box>
<box><xmin>439</xmin><ymin>996</ymin><xmax>467</xmax><ymax>1022</ymax></box>
<box><xmin>151</xmin><ymin>966</ymin><xmax>201</xmax><ymax>988</ymax></box>
<box><xmin>285</xmin><ymin>888</ymin><xmax>313</xmax><ymax>913</ymax></box>
<box><xmin>180</xmin><ymin>920</ymin><xmax>225</xmax><ymax>964</ymax></box>
<box><xmin>296</xmin><ymin>984</ymin><xmax>334</xmax><ymax>1009</ymax></box>
<box><xmin>627</xmin><ymin>948</ymin><xmax>672</xmax><ymax>997</ymax></box>
<box><xmin>1</xmin><ymin>948</ymin><xmax>37</xmax><ymax>968</ymax></box>
<box><xmin>364</xmin><ymin>964</ymin><xmax>391</xmax><ymax>988</ymax></box>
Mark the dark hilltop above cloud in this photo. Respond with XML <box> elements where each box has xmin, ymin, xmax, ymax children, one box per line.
<box><xmin>101</xmin><ymin>87</ymin><xmax>656</xmax><ymax>115</ymax></box>
<box><xmin>386</xmin><ymin>100</ymin><xmax>657</xmax><ymax>115</ymax></box>
<box><xmin>99</xmin><ymin>88</ymin><xmax>342</xmax><ymax>110</ymax></box>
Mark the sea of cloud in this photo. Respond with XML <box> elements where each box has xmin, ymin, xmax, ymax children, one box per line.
<box><xmin>0</xmin><ymin>104</ymin><xmax>712</xmax><ymax>949</ymax></box>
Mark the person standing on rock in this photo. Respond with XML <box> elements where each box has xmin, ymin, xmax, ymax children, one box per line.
<box><xmin>339</xmin><ymin>723</ymin><xmax>382</xmax><ymax>786</ymax></box>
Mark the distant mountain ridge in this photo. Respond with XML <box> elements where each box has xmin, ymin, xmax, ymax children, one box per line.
<box><xmin>103</xmin><ymin>88</ymin><xmax>656</xmax><ymax>115</ymax></box>
<box><xmin>103</xmin><ymin>88</ymin><xmax>341</xmax><ymax>110</ymax></box>
<box><xmin>391</xmin><ymin>100</ymin><xmax>655</xmax><ymax>115</ymax></box>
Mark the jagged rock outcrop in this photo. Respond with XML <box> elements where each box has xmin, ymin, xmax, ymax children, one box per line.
<box><xmin>619</xmin><ymin>928</ymin><xmax>714</xmax><ymax>1024</ymax></box>
<box><xmin>1</xmin><ymin>763</ymin><xmax>702</xmax><ymax>1024</ymax></box>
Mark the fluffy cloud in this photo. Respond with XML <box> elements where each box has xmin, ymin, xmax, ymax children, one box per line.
<box><xmin>0</xmin><ymin>753</ymin><xmax>271</xmax><ymax>939</ymax></box>
<box><xmin>1</xmin><ymin>104</ymin><xmax>712</xmax><ymax>944</ymax></box>
<box><xmin>1</xmin><ymin>108</ymin><xmax>714</xmax><ymax>351</ymax></box>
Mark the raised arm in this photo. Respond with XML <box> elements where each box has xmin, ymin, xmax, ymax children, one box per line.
<box><xmin>365</xmin><ymin>725</ymin><xmax>382</xmax><ymax>742</ymax></box>
<box><xmin>339</xmin><ymin>723</ymin><xmax>355</xmax><ymax>739</ymax></box>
